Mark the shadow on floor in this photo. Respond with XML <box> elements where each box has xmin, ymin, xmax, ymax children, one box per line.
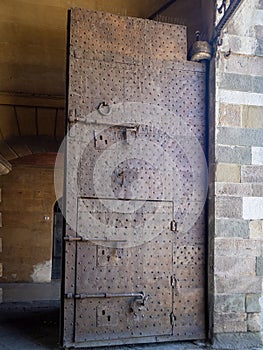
<box><xmin>0</xmin><ymin>301</ymin><xmax>61</xmax><ymax>350</ymax></box>
<box><xmin>1</xmin><ymin>302</ymin><xmax>262</xmax><ymax>350</ymax></box>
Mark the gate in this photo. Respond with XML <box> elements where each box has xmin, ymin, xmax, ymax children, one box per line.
<box><xmin>62</xmin><ymin>9</ymin><xmax>207</xmax><ymax>348</ymax></box>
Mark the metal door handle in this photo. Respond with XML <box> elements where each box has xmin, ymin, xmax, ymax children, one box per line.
<box><xmin>98</xmin><ymin>102</ymin><xmax>112</xmax><ymax>116</ymax></box>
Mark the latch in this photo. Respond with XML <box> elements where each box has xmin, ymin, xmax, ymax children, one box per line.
<box><xmin>170</xmin><ymin>220</ymin><xmax>177</xmax><ymax>232</ymax></box>
<box><xmin>125</xmin><ymin>125</ymin><xmax>139</xmax><ymax>144</ymax></box>
<box><xmin>137</xmin><ymin>292</ymin><xmax>149</xmax><ymax>308</ymax></box>
<box><xmin>129</xmin><ymin>292</ymin><xmax>150</xmax><ymax>314</ymax></box>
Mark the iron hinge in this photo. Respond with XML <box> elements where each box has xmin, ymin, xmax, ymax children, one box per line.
<box><xmin>170</xmin><ymin>312</ymin><xmax>176</xmax><ymax>326</ymax></box>
<box><xmin>65</xmin><ymin>293</ymin><xmax>91</xmax><ymax>299</ymax></box>
<box><xmin>170</xmin><ymin>220</ymin><xmax>177</xmax><ymax>232</ymax></box>
<box><xmin>65</xmin><ymin>293</ymin><xmax>88</xmax><ymax>299</ymax></box>
<box><xmin>64</xmin><ymin>236</ymin><xmax>84</xmax><ymax>242</ymax></box>
<box><xmin>171</xmin><ymin>275</ymin><xmax>177</xmax><ymax>288</ymax></box>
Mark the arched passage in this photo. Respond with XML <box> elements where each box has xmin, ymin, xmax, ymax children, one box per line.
<box><xmin>0</xmin><ymin>152</ymin><xmax>63</xmax><ymax>302</ymax></box>
<box><xmin>52</xmin><ymin>199</ymin><xmax>63</xmax><ymax>280</ymax></box>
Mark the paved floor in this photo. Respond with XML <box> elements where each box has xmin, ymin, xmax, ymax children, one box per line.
<box><xmin>0</xmin><ymin>302</ymin><xmax>263</xmax><ymax>350</ymax></box>
<box><xmin>0</xmin><ymin>302</ymin><xmax>60</xmax><ymax>350</ymax></box>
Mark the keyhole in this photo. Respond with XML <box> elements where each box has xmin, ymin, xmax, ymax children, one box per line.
<box><xmin>107</xmin><ymin>315</ymin><xmax>111</xmax><ymax>322</ymax></box>
<box><xmin>118</xmin><ymin>248</ymin><xmax>123</xmax><ymax>259</ymax></box>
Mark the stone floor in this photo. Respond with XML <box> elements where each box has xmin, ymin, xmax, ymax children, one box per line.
<box><xmin>0</xmin><ymin>302</ymin><xmax>262</xmax><ymax>350</ymax></box>
<box><xmin>0</xmin><ymin>302</ymin><xmax>60</xmax><ymax>350</ymax></box>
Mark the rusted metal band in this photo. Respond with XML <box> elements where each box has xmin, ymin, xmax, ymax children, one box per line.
<box><xmin>64</xmin><ymin>236</ymin><xmax>128</xmax><ymax>243</ymax></box>
<box><xmin>65</xmin><ymin>291</ymin><xmax>145</xmax><ymax>300</ymax></box>
<box><xmin>64</xmin><ymin>236</ymin><xmax>83</xmax><ymax>242</ymax></box>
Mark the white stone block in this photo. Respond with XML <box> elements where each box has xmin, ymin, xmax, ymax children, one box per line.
<box><xmin>250</xmin><ymin>220</ymin><xmax>263</xmax><ymax>239</ymax></box>
<box><xmin>223</xmin><ymin>0</ymin><xmax>262</xmax><ymax>36</ymax></box>
<box><xmin>254</xmin><ymin>9</ymin><xmax>263</xmax><ymax>26</ymax></box>
<box><xmin>217</xmin><ymin>89</ymin><xmax>263</xmax><ymax>107</ymax></box>
<box><xmin>219</xmin><ymin>34</ymin><xmax>258</xmax><ymax>56</ymax></box>
<box><xmin>243</xmin><ymin>197</ymin><xmax>263</xmax><ymax>220</ymax></box>
<box><xmin>252</xmin><ymin>147</ymin><xmax>263</xmax><ymax>165</ymax></box>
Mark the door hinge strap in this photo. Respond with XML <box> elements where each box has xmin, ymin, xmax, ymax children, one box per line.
<box><xmin>65</xmin><ymin>291</ymin><xmax>145</xmax><ymax>300</ymax></box>
<box><xmin>68</xmin><ymin>109</ymin><xmax>87</xmax><ymax>124</ymax></box>
<box><xmin>64</xmin><ymin>236</ymin><xmax>128</xmax><ymax>243</ymax></box>
<box><xmin>170</xmin><ymin>220</ymin><xmax>177</xmax><ymax>232</ymax></box>
<box><xmin>64</xmin><ymin>236</ymin><xmax>85</xmax><ymax>242</ymax></box>
<box><xmin>68</xmin><ymin>117</ymin><xmax>86</xmax><ymax>124</ymax></box>
<box><xmin>171</xmin><ymin>275</ymin><xmax>180</xmax><ymax>295</ymax></box>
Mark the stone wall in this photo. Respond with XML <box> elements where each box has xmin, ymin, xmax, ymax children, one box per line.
<box><xmin>211</xmin><ymin>0</ymin><xmax>263</xmax><ymax>346</ymax></box>
<box><xmin>0</xmin><ymin>154</ymin><xmax>63</xmax><ymax>285</ymax></box>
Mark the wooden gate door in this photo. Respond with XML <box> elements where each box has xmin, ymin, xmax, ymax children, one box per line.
<box><xmin>62</xmin><ymin>9</ymin><xmax>207</xmax><ymax>348</ymax></box>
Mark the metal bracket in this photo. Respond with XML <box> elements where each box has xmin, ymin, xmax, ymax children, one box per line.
<box><xmin>68</xmin><ymin>109</ymin><xmax>87</xmax><ymax>126</ymax></box>
<box><xmin>124</xmin><ymin>125</ymin><xmax>139</xmax><ymax>144</ymax></box>
<box><xmin>170</xmin><ymin>312</ymin><xmax>176</xmax><ymax>326</ymax></box>
<box><xmin>171</xmin><ymin>275</ymin><xmax>177</xmax><ymax>288</ymax></box>
<box><xmin>170</xmin><ymin>220</ymin><xmax>177</xmax><ymax>232</ymax></box>
<box><xmin>212</xmin><ymin>0</ymin><xmax>243</xmax><ymax>46</ymax></box>
<box><xmin>217</xmin><ymin>0</ymin><xmax>227</xmax><ymax>15</ymax></box>
<box><xmin>68</xmin><ymin>109</ymin><xmax>76</xmax><ymax>123</ymax></box>
<box><xmin>171</xmin><ymin>275</ymin><xmax>180</xmax><ymax>295</ymax></box>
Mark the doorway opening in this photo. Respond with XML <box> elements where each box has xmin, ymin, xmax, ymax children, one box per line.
<box><xmin>52</xmin><ymin>200</ymin><xmax>63</xmax><ymax>280</ymax></box>
<box><xmin>0</xmin><ymin>155</ymin><xmax>62</xmax><ymax>349</ymax></box>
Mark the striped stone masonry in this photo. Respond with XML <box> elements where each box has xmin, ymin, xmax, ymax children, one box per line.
<box><xmin>211</xmin><ymin>0</ymin><xmax>263</xmax><ymax>346</ymax></box>
<box><xmin>252</xmin><ymin>147</ymin><xmax>263</xmax><ymax>164</ymax></box>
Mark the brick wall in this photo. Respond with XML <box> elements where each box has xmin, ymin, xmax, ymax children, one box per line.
<box><xmin>0</xmin><ymin>154</ymin><xmax>63</xmax><ymax>284</ymax></box>
<box><xmin>211</xmin><ymin>0</ymin><xmax>263</xmax><ymax>346</ymax></box>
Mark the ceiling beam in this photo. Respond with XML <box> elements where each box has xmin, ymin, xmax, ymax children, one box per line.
<box><xmin>0</xmin><ymin>93</ymin><xmax>64</xmax><ymax>109</ymax></box>
<box><xmin>148</xmin><ymin>0</ymin><xmax>178</xmax><ymax>19</ymax></box>
<box><xmin>0</xmin><ymin>155</ymin><xmax>12</xmax><ymax>175</ymax></box>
